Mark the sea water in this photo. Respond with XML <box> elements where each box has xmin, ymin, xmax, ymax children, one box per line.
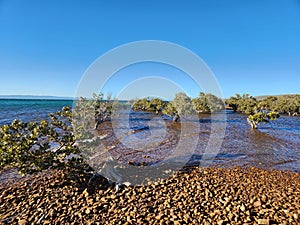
<box><xmin>0</xmin><ymin>99</ymin><xmax>73</xmax><ymax>125</ymax></box>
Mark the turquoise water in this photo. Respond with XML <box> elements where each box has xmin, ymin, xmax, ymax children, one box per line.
<box><xmin>0</xmin><ymin>99</ymin><xmax>73</xmax><ymax>125</ymax></box>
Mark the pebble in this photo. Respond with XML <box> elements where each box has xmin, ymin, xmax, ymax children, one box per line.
<box><xmin>0</xmin><ymin>166</ymin><xmax>299</xmax><ymax>224</ymax></box>
<box><xmin>240</xmin><ymin>204</ymin><xmax>246</xmax><ymax>212</ymax></box>
<box><xmin>257</xmin><ymin>218</ymin><xmax>270</xmax><ymax>224</ymax></box>
<box><xmin>254</xmin><ymin>200</ymin><xmax>262</xmax><ymax>207</ymax></box>
<box><xmin>18</xmin><ymin>219</ymin><xmax>27</xmax><ymax>225</ymax></box>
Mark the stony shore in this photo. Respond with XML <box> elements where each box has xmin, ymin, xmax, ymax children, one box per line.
<box><xmin>0</xmin><ymin>166</ymin><xmax>299</xmax><ymax>225</ymax></box>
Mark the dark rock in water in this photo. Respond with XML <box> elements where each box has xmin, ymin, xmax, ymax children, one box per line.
<box><xmin>128</xmin><ymin>161</ymin><xmax>149</xmax><ymax>166</ymax></box>
<box><xmin>126</xmin><ymin>126</ymin><xmax>149</xmax><ymax>134</ymax></box>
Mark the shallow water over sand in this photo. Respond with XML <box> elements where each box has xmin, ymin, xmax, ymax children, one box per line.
<box><xmin>96</xmin><ymin>110</ymin><xmax>300</xmax><ymax>172</ymax></box>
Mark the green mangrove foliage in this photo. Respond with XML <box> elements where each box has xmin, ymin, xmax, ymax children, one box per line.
<box><xmin>226</xmin><ymin>94</ymin><xmax>300</xmax><ymax>115</ymax></box>
<box><xmin>247</xmin><ymin>111</ymin><xmax>280</xmax><ymax>129</ymax></box>
<box><xmin>192</xmin><ymin>92</ymin><xmax>225</xmax><ymax>113</ymax></box>
<box><xmin>73</xmin><ymin>93</ymin><xmax>121</xmax><ymax>132</ymax></box>
<box><xmin>0</xmin><ymin>106</ymin><xmax>82</xmax><ymax>174</ymax></box>
<box><xmin>0</xmin><ymin>93</ymin><xmax>118</xmax><ymax>174</ymax></box>
<box><xmin>163</xmin><ymin>92</ymin><xmax>195</xmax><ymax>122</ymax></box>
<box><xmin>147</xmin><ymin>98</ymin><xmax>167</xmax><ymax>114</ymax></box>
<box><xmin>132</xmin><ymin>92</ymin><xmax>224</xmax><ymax>122</ymax></box>
<box><xmin>226</xmin><ymin>93</ymin><xmax>258</xmax><ymax>114</ymax></box>
<box><xmin>72</xmin><ymin>93</ymin><xmax>121</xmax><ymax>160</ymax></box>
<box><xmin>132</xmin><ymin>97</ymin><xmax>167</xmax><ymax>114</ymax></box>
<box><xmin>258</xmin><ymin>95</ymin><xmax>300</xmax><ymax>115</ymax></box>
<box><xmin>225</xmin><ymin>93</ymin><xmax>292</xmax><ymax>128</ymax></box>
<box><xmin>163</xmin><ymin>102</ymin><xmax>179</xmax><ymax>122</ymax></box>
<box><xmin>132</xmin><ymin>98</ymin><xmax>149</xmax><ymax>111</ymax></box>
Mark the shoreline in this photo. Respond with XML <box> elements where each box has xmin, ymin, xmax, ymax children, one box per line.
<box><xmin>1</xmin><ymin>166</ymin><xmax>299</xmax><ymax>224</ymax></box>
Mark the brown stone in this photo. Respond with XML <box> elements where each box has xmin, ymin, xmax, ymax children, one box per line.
<box><xmin>18</xmin><ymin>219</ymin><xmax>27</xmax><ymax>225</ymax></box>
<box><xmin>257</xmin><ymin>218</ymin><xmax>270</xmax><ymax>225</ymax></box>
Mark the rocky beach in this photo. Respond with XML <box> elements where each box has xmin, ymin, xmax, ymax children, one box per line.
<box><xmin>0</xmin><ymin>166</ymin><xmax>299</xmax><ymax>224</ymax></box>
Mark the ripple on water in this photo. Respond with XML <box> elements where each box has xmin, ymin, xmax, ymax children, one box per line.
<box><xmin>94</xmin><ymin>111</ymin><xmax>299</xmax><ymax>172</ymax></box>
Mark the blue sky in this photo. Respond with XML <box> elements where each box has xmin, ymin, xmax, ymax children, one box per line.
<box><xmin>0</xmin><ymin>0</ymin><xmax>299</xmax><ymax>99</ymax></box>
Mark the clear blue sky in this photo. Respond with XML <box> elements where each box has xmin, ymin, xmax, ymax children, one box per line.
<box><xmin>0</xmin><ymin>0</ymin><xmax>299</xmax><ymax>99</ymax></box>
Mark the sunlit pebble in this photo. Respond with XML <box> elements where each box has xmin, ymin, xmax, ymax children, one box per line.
<box><xmin>0</xmin><ymin>167</ymin><xmax>299</xmax><ymax>224</ymax></box>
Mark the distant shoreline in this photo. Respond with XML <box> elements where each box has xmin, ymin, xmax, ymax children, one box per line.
<box><xmin>0</xmin><ymin>98</ymin><xmax>74</xmax><ymax>101</ymax></box>
<box><xmin>0</xmin><ymin>95</ymin><xmax>74</xmax><ymax>100</ymax></box>
<box><xmin>0</xmin><ymin>93</ymin><xmax>299</xmax><ymax>101</ymax></box>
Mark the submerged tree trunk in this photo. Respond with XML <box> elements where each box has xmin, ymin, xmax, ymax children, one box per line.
<box><xmin>250</xmin><ymin>121</ymin><xmax>257</xmax><ymax>129</ymax></box>
<box><xmin>173</xmin><ymin>114</ymin><xmax>180</xmax><ymax>123</ymax></box>
<box><xmin>247</xmin><ymin>118</ymin><xmax>257</xmax><ymax>129</ymax></box>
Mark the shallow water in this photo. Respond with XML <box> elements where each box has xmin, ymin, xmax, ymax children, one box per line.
<box><xmin>0</xmin><ymin>99</ymin><xmax>73</xmax><ymax>125</ymax></box>
<box><xmin>96</xmin><ymin>110</ymin><xmax>300</xmax><ymax>172</ymax></box>
<box><xmin>212</xmin><ymin>111</ymin><xmax>299</xmax><ymax>171</ymax></box>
